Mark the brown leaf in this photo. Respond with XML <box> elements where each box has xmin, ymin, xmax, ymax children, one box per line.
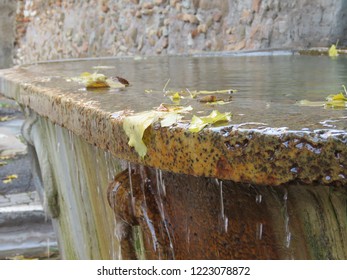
<box><xmin>198</xmin><ymin>95</ymin><xmax>217</xmax><ymax>103</ymax></box>
<box><xmin>115</xmin><ymin>76</ymin><xmax>130</xmax><ymax>86</ymax></box>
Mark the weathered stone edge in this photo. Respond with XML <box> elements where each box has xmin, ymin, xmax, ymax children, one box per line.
<box><xmin>1</xmin><ymin>68</ymin><xmax>346</xmax><ymax>186</ymax></box>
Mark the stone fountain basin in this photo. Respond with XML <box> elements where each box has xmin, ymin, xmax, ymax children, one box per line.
<box><xmin>0</xmin><ymin>52</ymin><xmax>346</xmax><ymax>259</ymax></box>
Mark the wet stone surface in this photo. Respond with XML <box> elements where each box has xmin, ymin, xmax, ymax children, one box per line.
<box><xmin>1</xmin><ymin>53</ymin><xmax>347</xmax><ymax>186</ymax></box>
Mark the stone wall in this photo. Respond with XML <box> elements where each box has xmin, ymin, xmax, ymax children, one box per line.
<box><xmin>0</xmin><ymin>0</ymin><xmax>16</xmax><ymax>68</ymax></box>
<box><xmin>13</xmin><ymin>0</ymin><xmax>347</xmax><ymax>64</ymax></box>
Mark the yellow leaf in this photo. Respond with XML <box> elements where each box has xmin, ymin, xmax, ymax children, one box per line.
<box><xmin>123</xmin><ymin>106</ymin><xmax>193</xmax><ymax>157</ymax></box>
<box><xmin>189</xmin><ymin>110</ymin><xmax>232</xmax><ymax>132</ymax></box>
<box><xmin>160</xmin><ymin>113</ymin><xmax>183</xmax><ymax>127</ymax></box>
<box><xmin>72</xmin><ymin>72</ymin><xmax>127</xmax><ymax>89</ymax></box>
<box><xmin>2</xmin><ymin>174</ymin><xmax>18</xmax><ymax>184</ymax></box>
<box><xmin>123</xmin><ymin>111</ymin><xmax>160</xmax><ymax>158</ymax></box>
<box><xmin>326</xmin><ymin>92</ymin><xmax>347</xmax><ymax>101</ymax></box>
<box><xmin>171</xmin><ymin>92</ymin><xmax>181</xmax><ymax>101</ymax></box>
<box><xmin>328</xmin><ymin>44</ymin><xmax>338</xmax><ymax>57</ymax></box>
<box><xmin>0</xmin><ymin>116</ymin><xmax>14</xmax><ymax>122</ymax></box>
<box><xmin>325</xmin><ymin>100</ymin><xmax>347</xmax><ymax>108</ymax></box>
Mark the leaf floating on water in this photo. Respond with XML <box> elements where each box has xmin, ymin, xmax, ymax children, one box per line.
<box><xmin>171</xmin><ymin>92</ymin><xmax>181</xmax><ymax>101</ymax></box>
<box><xmin>198</xmin><ymin>95</ymin><xmax>217</xmax><ymax>103</ymax></box>
<box><xmin>114</xmin><ymin>76</ymin><xmax>130</xmax><ymax>86</ymax></box>
<box><xmin>328</xmin><ymin>44</ymin><xmax>338</xmax><ymax>57</ymax></box>
<box><xmin>72</xmin><ymin>72</ymin><xmax>127</xmax><ymax>89</ymax></box>
<box><xmin>326</xmin><ymin>92</ymin><xmax>347</xmax><ymax>101</ymax></box>
<box><xmin>189</xmin><ymin>110</ymin><xmax>232</xmax><ymax>132</ymax></box>
<box><xmin>298</xmin><ymin>85</ymin><xmax>347</xmax><ymax>109</ymax></box>
<box><xmin>2</xmin><ymin>174</ymin><xmax>18</xmax><ymax>184</ymax></box>
<box><xmin>297</xmin><ymin>100</ymin><xmax>326</xmax><ymax>107</ymax></box>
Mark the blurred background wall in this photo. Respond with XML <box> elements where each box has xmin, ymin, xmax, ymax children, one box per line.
<box><xmin>0</xmin><ymin>0</ymin><xmax>16</xmax><ymax>68</ymax></box>
<box><xmin>2</xmin><ymin>0</ymin><xmax>347</xmax><ymax>66</ymax></box>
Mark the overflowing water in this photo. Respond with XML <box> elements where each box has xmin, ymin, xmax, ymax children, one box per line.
<box><xmin>9</xmin><ymin>53</ymin><xmax>347</xmax><ymax>259</ymax></box>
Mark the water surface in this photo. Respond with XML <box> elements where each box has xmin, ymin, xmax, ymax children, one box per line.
<box><xmin>24</xmin><ymin>54</ymin><xmax>347</xmax><ymax>131</ymax></box>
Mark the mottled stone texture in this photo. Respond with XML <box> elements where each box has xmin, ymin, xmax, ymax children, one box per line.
<box><xmin>0</xmin><ymin>0</ymin><xmax>16</xmax><ymax>68</ymax></box>
<box><xmin>14</xmin><ymin>0</ymin><xmax>347</xmax><ymax>64</ymax></box>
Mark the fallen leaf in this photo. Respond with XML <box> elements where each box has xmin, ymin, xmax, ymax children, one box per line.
<box><xmin>72</xmin><ymin>72</ymin><xmax>127</xmax><ymax>89</ymax></box>
<box><xmin>189</xmin><ymin>110</ymin><xmax>232</xmax><ymax>132</ymax></box>
<box><xmin>298</xmin><ymin>85</ymin><xmax>347</xmax><ymax>109</ymax></box>
<box><xmin>198</xmin><ymin>95</ymin><xmax>217</xmax><ymax>103</ymax></box>
<box><xmin>123</xmin><ymin>106</ymin><xmax>193</xmax><ymax>157</ymax></box>
<box><xmin>328</xmin><ymin>44</ymin><xmax>338</xmax><ymax>57</ymax></box>
<box><xmin>326</xmin><ymin>92</ymin><xmax>347</xmax><ymax>101</ymax></box>
<box><xmin>160</xmin><ymin>113</ymin><xmax>183</xmax><ymax>127</ymax></box>
<box><xmin>0</xmin><ymin>116</ymin><xmax>15</xmax><ymax>122</ymax></box>
<box><xmin>123</xmin><ymin>111</ymin><xmax>161</xmax><ymax>158</ymax></box>
<box><xmin>2</xmin><ymin>174</ymin><xmax>18</xmax><ymax>184</ymax></box>
<box><xmin>170</xmin><ymin>92</ymin><xmax>181</xmax><ymax>102</ymax></box>
<box><xmin>114</xmin><ymin>76</ymin><xmax>130</xmax><ymax>86</ymax></box>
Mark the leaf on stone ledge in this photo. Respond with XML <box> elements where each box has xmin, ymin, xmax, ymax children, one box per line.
<box><xmin>160</xmin><ymin>113</ymin><xmax>183</xmax><ymax>127</ymax></box>
<box><xmin>123</xmin><ymin>111</ymin><xmax>160</xmax><ymax>158</ymax></box>
<box><xmin>189</xmin><ymin>110</ymin><xmax>232</xmax><ymax>132</ymax></box>
<box><xmin>123</xmin><ymin>106</ymin><xmax>193</xmax><ymax>158</ymax></box>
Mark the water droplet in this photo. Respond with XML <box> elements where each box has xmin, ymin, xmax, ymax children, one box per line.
<box><xmin>283</xmin><ymin>189</ymin><xmax>291</xmax><ymax>248</ymax></box>
<box><xmin>256</xmin><ymin>223</ymin><xmax>263</xmax><ymax>240</ymax></box>
<box><xmin>255</xmin><ymin>194</ymin><xmax>262</xmax><ymax>204</ymax></box>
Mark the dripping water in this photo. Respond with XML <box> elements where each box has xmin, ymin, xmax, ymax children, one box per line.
<box><xmin>215</xmin><ymin>179</ymin><xmax>228</xmax><ymax>233</ymax></box>
<box><xmin>109</xmin><ymin>180</ymin><xmax>122</xmax><ymax>260</ymax></box>
<box><xmin>255</xmin><ymin>190</ymin><xmax>263</xmax><ymax>240</ymax></box>
<box><xmin>155</xmin><ymin>169</ymin><xmax>175</xmax><ymax>259</ymax></box>
<box><xmin>128</xmin><ymin>162</ymin><xmax>136</xmax><ymax>216</ymax></box>
<box><xmin>283</xmin><ymin>189</ymin><xmax>291</xmax><ymax>248</ymax></box>
<box><xmin>256</xmin><ymin>194</ymin><xmax>262</xmax><ymax>204</ymax></box>
<box><xmin>139</xmin><ymin>166</ymin><xmax>159</xmax><ymax>253</ymax></box>
<box><xmin>256</xmin><ymin>223</ymin><xmax>263</xmax><ymax>240</ymax></box>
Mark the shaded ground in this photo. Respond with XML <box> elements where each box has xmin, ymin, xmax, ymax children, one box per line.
<box><xmin>0</xmin><ymin>154</ymin><xmax>35</xmax><ymax>195</ymax></box>
<box><xmin>0</xmin><ymin>95</ymin><xmax>59</xmax><ymax>259</ymax></box>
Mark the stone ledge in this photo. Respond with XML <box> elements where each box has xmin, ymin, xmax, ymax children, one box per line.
<box><xmin>1</xmin><ymin>55</ymin><xmax>346</xmax><ymax>186</ymax></box>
